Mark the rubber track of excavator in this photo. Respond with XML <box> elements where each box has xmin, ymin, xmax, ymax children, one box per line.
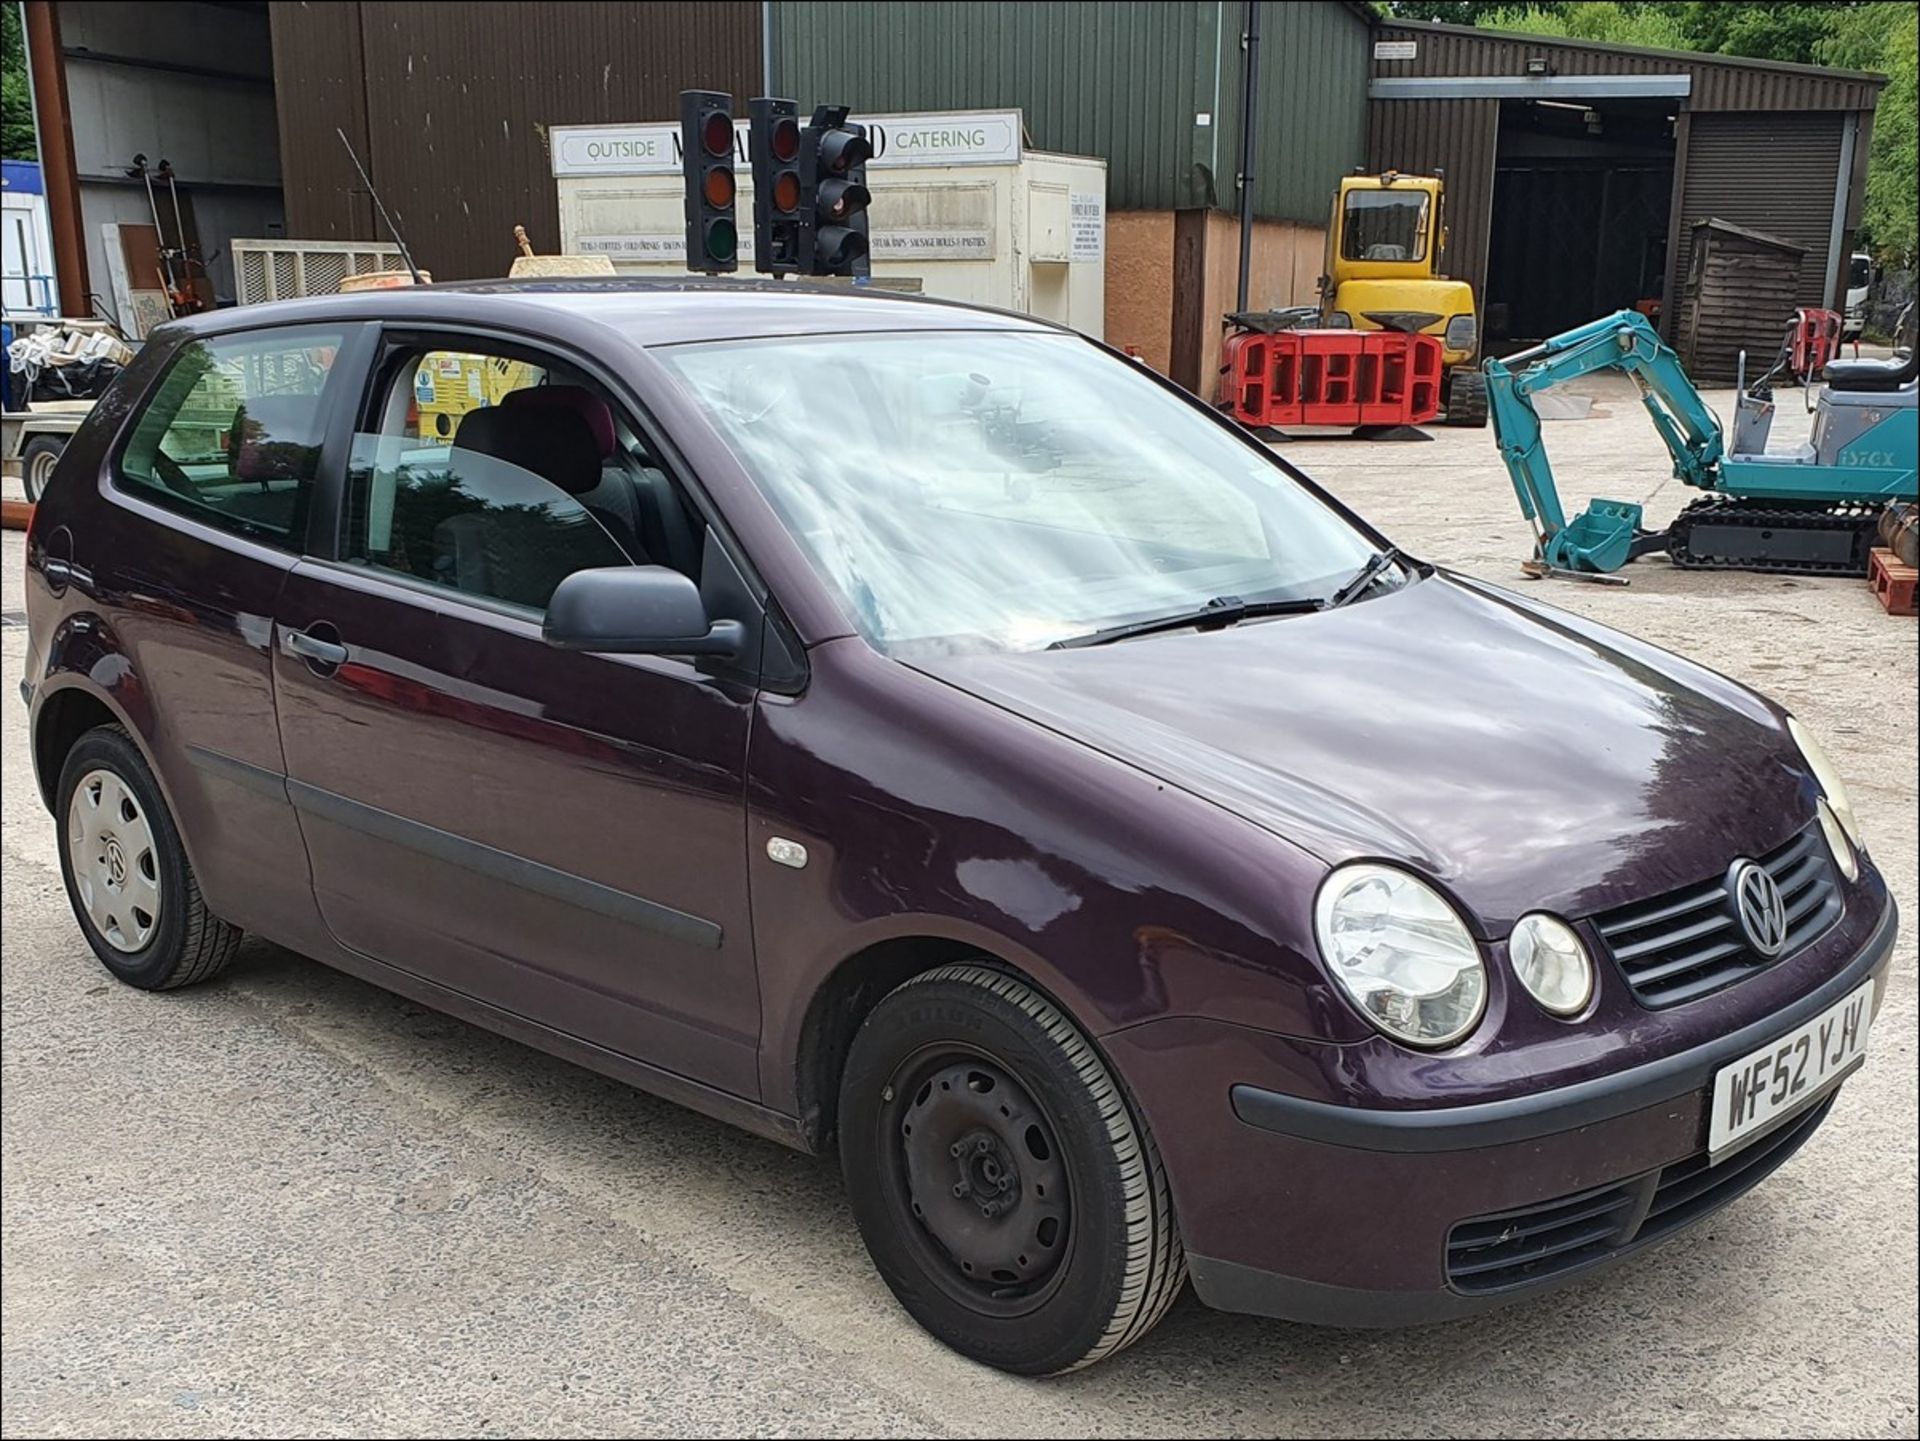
<box><xmin>1667</xmin><ymin>498</ymin><xmax>1884</xmax><ymax>577</ymax></box>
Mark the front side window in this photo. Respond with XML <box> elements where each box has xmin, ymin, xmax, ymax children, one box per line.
<box><xmin>119</xmin><ymin>327</ymin><xmax>344</xmax><ymax>544</ymax></box>
<box><xmin>660</xmin><ymin>331</ymin><xmax>1377</xmax><ymax>655</ymax></box>
<box><xmin>1341</xmin><ymin>189</ymin><xmax>1431</xmax><ymax>263</ymax></box>
<box><xmin>346</xmin><ymin>349</ymin><xmax>634</xmax><ymax>614</ymax></box>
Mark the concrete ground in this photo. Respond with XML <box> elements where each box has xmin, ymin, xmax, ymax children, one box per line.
<box><xmin>2</xmin><ymin>372</ymin><xmax>1915</xmax><ymax>1438</ymax></box>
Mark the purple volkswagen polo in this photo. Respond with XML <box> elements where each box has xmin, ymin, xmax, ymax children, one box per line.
<box><xmin>21</xmin><ymin>280</ymin><xmax>1896</xmax><ymax>1374</ymax></box>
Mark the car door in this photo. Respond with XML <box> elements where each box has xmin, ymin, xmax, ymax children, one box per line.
<box><xmin>270</xmin><ymin>332</ymin><xmax>763</xmax><ymax>1098</ymax></box>
<box><xmin>74</xmin><ymin>321</ymin><xmax>373</xmax><ymax>952</ymax></box>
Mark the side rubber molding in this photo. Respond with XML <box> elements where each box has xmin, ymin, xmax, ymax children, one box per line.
<box><xmin>1231</xmin><ymin>896</ymin><xmax>1897</xmax><ymax>1153</ymax></box>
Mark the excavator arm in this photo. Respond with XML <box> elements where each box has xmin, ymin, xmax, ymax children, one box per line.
<box><xmin>1485</xmin><ymin>309</ymin><xmax>1726</xmax><ymax>573</ymax></box>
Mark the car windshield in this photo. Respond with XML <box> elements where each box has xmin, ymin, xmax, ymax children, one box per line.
<box><xmin>1342</xmin><ymin>190</ymin><xmax>1430</xmax><ymax>263</ymax></box>
<box><xmin>659</xmin><ymin>331</ymin><xmax>1379</xmax><ymax>656</ymax></box>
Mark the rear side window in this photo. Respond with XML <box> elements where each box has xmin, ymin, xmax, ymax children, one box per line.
<box><xmin>118</xmin><ymin>327</ymin><xmax>344</xmax><ymax>545</ymax></box>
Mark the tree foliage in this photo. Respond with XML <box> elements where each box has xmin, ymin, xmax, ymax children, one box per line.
<box><xmin>1388</xmin><ymin>1</ymin><xmax>1920</xmax><ymax>259</ymax></box>
<box><xmin>1820</xmin><ymin>3</ymin><xmax>1918</xmax><ymax>257</ymax></box>
<box><xmin>3</xmin><ymin>2</ymin><xmax>39</xmax><ymax>162</ymax></box>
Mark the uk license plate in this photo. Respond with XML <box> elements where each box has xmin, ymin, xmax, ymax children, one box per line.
<box><xmin>1708</xmin><ymin>980</ymin><xmax>1875</xmax><ymax>1159</ymax></box>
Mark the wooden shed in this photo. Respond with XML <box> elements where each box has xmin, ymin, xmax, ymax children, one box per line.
<box><xmin>1676</xmin><ymin>219</ymin><xmax>1805</xmax><ymax>384</ymax></box>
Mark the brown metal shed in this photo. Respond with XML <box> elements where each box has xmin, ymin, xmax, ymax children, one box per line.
<box><xmin>1675</xmin><ymin>220</ymin><xmax>1806</xmax><ymax>384</ymax></box>
<box><xmin>270</xmin><ymin>2</ymin><xmax>762</xmax><ymax>285</ymax></box>
<box><xmin>1365</xmin><ymin>20</ymin><xmax>1885</xmax><ymax>347</ymax></box>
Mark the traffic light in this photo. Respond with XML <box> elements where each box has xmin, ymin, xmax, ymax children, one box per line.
<box><xmin>679</xmin><ymin>89</ymin><xmax>737</xmax><ymax>273</ymax></box>
<box><xmin>799</xmin><ymin>105</ymin><xmax>872</xmax><ymax>277</ymax></box>
<box><xmin>749</xmin><ymin>97</ymin><xmax>803</xmax><ymax>276</ymax></box>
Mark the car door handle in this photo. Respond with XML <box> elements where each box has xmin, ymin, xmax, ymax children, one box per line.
<box><xmin>280</xmin><ymin>628</ymin><xmax>348</xmax><ymax>667</ymax></box>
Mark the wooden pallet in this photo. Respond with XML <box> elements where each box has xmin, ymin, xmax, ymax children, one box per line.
<box><xmin>1869</xmin><ymin>546</ymin><xmax>1917</xmax><ymax>617</ymax></box>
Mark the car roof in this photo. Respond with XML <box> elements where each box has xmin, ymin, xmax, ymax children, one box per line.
<box><xmin>165</xmin><ymin>276</ymin><xmax>1065</xmax><ymax>349</ymax></box>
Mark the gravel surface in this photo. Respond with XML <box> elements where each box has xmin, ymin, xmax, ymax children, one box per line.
<box><xmin>3</xmin><ymin>370</ymin><xmax>1914</xmax><ymax>1438</ymax></box>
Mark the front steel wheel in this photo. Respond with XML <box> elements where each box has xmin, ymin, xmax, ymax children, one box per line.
<box><xmin>889</xmin><ymin>1050</ymin><xmax>1073</xmax><ymax>1315</ymax></box>
<box><xmin>839</xmin><ymin>963</ymin><xmax>1185</xmax><ymax>1374</ymax></box>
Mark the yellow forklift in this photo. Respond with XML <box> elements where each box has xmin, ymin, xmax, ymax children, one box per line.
<box><xmin>1319</xmin><ymin>170</ymin><xmax>1486</xmax><ymax>427</ymax></box>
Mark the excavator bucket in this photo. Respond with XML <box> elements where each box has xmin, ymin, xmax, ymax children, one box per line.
<box><xmin>1543</xmin><ymin>498</ymin><xmax>1645</xmax><ymax>573</ymax></box>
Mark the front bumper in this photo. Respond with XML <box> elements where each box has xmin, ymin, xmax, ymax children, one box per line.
<box><xmin>1107</xmin><ymin>896</ymin><xmax>1898</xmax><ymax>1327</ymax></box>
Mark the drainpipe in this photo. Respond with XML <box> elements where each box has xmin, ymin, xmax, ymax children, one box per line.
<box><xmin>1235</xmin><ymin>0</ymin><xmax>1260</xmax><ymax>312</ymax></box>
<box><xmin>761</xmin><ymin>1</ymin><xmax>774</xmax><ymax>96</ymax></box>
<box><xmin>23</xmin><ymin>1</ymin><xmax>88</xmax><ymax>317</ymax></box>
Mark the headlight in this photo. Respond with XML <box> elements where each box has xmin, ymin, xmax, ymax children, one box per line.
<box><xmin>1508</xmin><ymin>913</ymin><xmax>1593</xmax><ymax>1016</ymax></box>
<box><xmin>1788</xmin><ymin>715</ymin><xmax>1863</xmax><ymax>849</ymax></box>
<box><xmin>1444</xmin><ymin>313</ymin><xmax>1477</xmax><ymax>352</ymax></box>
<box><xmin>1817</xmin><ymin>798</ymin><xmax>1860</xmax><ymax>883</ymax></box>
<box><xmin>1314</xmin><ymin>864</ymin><xmax>1486</xmax><ymax>1048</ymax></box>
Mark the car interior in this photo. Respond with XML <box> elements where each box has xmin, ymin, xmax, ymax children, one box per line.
<box><xmin>351</xmin><ymin>352</ymin><xmax>707</xmax><ymax>613</ymax></box>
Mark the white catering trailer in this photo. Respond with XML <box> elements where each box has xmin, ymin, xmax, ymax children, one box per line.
<box><xmin>551</xmin><ymin>109</ymin><xmax>1107</xmax><ymax>336</ymax></box>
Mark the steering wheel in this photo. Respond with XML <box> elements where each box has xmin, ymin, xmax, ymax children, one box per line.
<box><xmin>151</xmin><ymin>449</ymin><xmax>202</xmax><ymax>500</ymax></box>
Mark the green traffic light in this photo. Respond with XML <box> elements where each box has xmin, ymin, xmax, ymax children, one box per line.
<box><xmin>708</xmin><ymin>218</ymin><xmax>738</xmax><ymax>263</ymax></box>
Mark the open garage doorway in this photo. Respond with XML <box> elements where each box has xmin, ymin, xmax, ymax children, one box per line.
<box><xmin>1484</xmin><ymin>98</ymin><xmax>1675</xmax><ymax>347</ymax></box>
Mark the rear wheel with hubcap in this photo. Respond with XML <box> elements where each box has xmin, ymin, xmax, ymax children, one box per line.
<box><xmin>839</xmin><ymin>963</ymin><xmax>1185</xmax><ymax>1374</ymax></box>
<box><xmin>55</xmin><ymin>725</ymin><xmax>242</xmax><ymax>989</ymax></box>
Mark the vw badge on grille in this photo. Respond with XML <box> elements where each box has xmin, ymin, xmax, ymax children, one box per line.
<box><xmin>1731</xmin><ymin>859</ymin><xmax>1789</xmax><ymax>957</ymax></box>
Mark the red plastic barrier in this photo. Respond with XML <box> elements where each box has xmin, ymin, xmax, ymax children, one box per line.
<box><xmin>1224</xmin><ymin>329</ymin><xmax>1443</xmax><ymax>429</ymax></box>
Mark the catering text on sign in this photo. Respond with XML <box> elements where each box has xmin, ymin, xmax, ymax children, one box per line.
<box><xmin>552</xmin><ymin>111</ymin><xmax>1024</xmax><ymax>177</ymax></box>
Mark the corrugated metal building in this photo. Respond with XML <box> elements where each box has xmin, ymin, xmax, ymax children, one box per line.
<box><xmin>269</xmin><ymin>2</ymin><xmax>762</xmax><ymax>285</ymax></box>
<box><xmin>772</xmin><ymin>1</ymin><xmax>1374</xmax><ymax>385</ymax></box>
<box><xmin>773</xmin><ymin>1</ymin><xmax>1370</xmax><ymax>221</ymax></box>
<box><xmin>1368</xmin><ymin>20</ymin><xmax>1884</xmax><ymax>351</ymax></box>
<box><xmin>25</xmin><ymin>2</ymin><xmax>1888</xmax><ymax>390</ymax></box>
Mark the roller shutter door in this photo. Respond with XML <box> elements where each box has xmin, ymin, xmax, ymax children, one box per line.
<box><xmin>1677</xmin><ymin>112</ymin><xmax>1842</xmax><ymax>311</ymax></box>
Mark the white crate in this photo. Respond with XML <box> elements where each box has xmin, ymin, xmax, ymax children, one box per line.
<box><xmin>232</xmin><ymin>239</ymin><xmax>408</xmax><ymax>305</ymax></box>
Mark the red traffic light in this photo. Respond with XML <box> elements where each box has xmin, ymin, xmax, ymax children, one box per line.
<box><xmin>702</xmin><ymin>111</ymin><xmax>734</xmax><ymax>157</ymax></box>
<box><xmin>771</xmin><ymin>118</ymin><xmax>800</xmax><ymax>163</ymax></box>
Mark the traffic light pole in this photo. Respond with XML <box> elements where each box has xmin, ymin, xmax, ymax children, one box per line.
<box><xmin>1235</xmin><ymin>0</ymin><xmax>1261</xmax><ymax>314</ymax></box>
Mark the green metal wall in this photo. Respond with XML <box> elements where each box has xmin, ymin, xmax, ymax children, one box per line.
<box><xmin>771</xmin><ymin>1</ymin><xmax>1371</xmax><ymax>222</ymax></box>
<box><xmin>1243</xmin><ymin>1</ymin><xmax>1371</xmax><ymax>224</ymax></box>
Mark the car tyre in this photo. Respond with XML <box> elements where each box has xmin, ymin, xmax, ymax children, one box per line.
<box><xmin>22</xmin><ymin>435</ymin><xmax>65</xmax><ymax>503</ymax></box>
<box><xmin>56</xmin><ymin>725</ymin><xmax>242</xmax><ymax>990</ymax></box>
<box><xmin>839</xmin><ymin>962</ymin><xmax>1186</xmax><ymax>1374</ymax></box>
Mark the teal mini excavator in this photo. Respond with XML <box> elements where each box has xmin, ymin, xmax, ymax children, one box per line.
<box><xmin>1485</xmin><ymin>308</ymin><xmax>1917</xmax><ymax>578</ymax></box>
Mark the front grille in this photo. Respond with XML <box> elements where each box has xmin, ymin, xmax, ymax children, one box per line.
<box><xmin>1638</xmin><ymin>1094</ymin><xmax>1834</xmax><ymax>1241</ymax></box>
<box><xmin>1445</xmin><ymin>1179</ymin><xmax>1639</xmax><ymax>1292</ymax></box>
<box><xmin>1447</xmin><ymin>1095</ymin><xmax>1835</xmax><ymax>1294</ymax></box>
<box><xmin>1593</xmin><ymin>824</ymin><xmax>1842</xmax><ymax>1008</ymax></box>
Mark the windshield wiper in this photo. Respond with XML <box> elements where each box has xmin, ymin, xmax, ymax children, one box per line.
<box><xmin>1325</xmin><ymin>547</ymin><xmax>1403</xmax><ymax>610</ymax></box>
<box><xmin>1048</xmin><ymin>594</ymin><xmax>1323</xmax><ymax>650</ymax></box>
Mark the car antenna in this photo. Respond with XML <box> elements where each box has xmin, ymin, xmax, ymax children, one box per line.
<box><xmin>335</xmin><ymin>127</ymin><xmax>425</xmax><ymax>286</ymax></box>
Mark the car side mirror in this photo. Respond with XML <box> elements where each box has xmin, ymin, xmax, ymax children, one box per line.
<box><xmin>543</xmin><ymin>566</ymin><xmax>745</xmax><ymax>658</ymax></box>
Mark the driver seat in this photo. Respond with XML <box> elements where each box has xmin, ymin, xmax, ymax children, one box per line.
<box><xmin>1822</xmin><ymin>346</ymin><xmax>1918</xmax><ymax>394</ymax></box>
